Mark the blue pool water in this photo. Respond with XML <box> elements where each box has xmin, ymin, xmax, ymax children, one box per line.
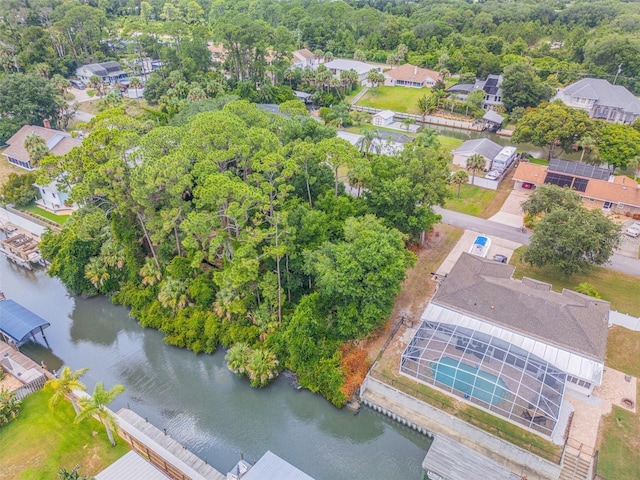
<box><xmin>430</xmin><ymin>357</ymin><xmax>509</xmax><ymax>405</ymax></box>
<box><xmin>474</xmin><ymin>235</ymin><xmax>488</xmax><ymax>246</ymax></box>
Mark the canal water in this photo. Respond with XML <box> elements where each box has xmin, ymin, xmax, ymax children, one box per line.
<box><xmin>0</xmin><ymin>259</ymin><xmax>430</xmax><ymax>479</ymax></box>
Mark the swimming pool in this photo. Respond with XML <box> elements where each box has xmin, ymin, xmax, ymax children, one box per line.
<box><xmin>430</xmin><ymin>357</ymin><xmax>509</xmax><ymax>406</ymax></box>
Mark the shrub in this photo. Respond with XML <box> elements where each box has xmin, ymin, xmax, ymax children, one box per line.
<box><xmin>0</xmin><ymin>388</ymin><xmax>22</xmax><ymax>426</ymax></box>
<box><xmin>0</xmin><ymin>172</ymin><xmax>38</xmax><ymax>207</ymax></box>
<box><xmin>574</xmin><ymin>282</ymin><xmax>602</xmax><ymax>299</ymax></box>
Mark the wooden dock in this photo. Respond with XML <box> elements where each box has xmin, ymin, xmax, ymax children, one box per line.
<box><xmin>116</xmin><ymin>408</ymin><xmax>226</xmax><ymax>480</ymax></box>
<box><xmin>0</xmin><ymin>224</ymin><xmax>43</xmax><ymax>269</ymax></box>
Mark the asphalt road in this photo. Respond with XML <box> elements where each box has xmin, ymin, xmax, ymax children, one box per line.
<box><xmin>435</xmin><ymin>206</ymin><xmax>640</xmax><ymax>278</ymax></box>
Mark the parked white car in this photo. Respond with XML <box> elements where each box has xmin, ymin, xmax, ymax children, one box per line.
<box><xmin>624</xmin><ymin>222</ymin><xmax>640</xmax><ymax>238</ymax></box>
<box><xmin>485</xmin><ymin>170</ymin><xmax>500</xmax><ymax>180</ymax></box>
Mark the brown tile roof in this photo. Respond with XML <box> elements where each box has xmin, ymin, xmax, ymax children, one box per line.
<box><xmin>207</xmin><ymin>43</ymin><xmax>225</xmax><ymax>55</ymax></box>
<box><xmin>2</xmin><ymin>125</ymin><xmax>81</xmax><ymax>163</ymax></box>
<box><xmin>386</xmin><ymin>64</ymin><xmax>441</xmax><ymax>84</ymax></box>
<box><xmin>293</xmin><ymin>48</ymin><xmax>314</xmax><ymax>60</ymax></box>
<box><xmin>433</xmin><ymin>253</ymin><xmax>610</xmax><ymax>361</ymax></box>
<box><xmin>513</xmin><ymin>162</ymin><xmax>640</xmax><ymax>208</ymax></box>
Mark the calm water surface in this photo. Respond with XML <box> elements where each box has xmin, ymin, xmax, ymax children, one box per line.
<box><xmin>0</xmin><ymin>259</ymin><xmax>429</xmax><ymax>479</ymax></box>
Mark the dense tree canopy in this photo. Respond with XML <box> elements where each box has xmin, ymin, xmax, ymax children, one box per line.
<box><xmin>38</xmin><ymin>102</ymin><xmax>446</xmax><ymax>405</ymax></box>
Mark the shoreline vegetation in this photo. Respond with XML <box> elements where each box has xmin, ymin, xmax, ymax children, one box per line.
<box><xmin>38</xmin><ymin>102</ymin><xmax>449</xmax><ymax>406</ymax></box>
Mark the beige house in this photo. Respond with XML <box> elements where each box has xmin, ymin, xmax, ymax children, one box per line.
<box><xmin>385</xmin><ymin>64</ymin><xmax>441</xmax><ymax>88</ymax></box>
<box><xmin>513</xmin><ymin>160</ymin><xmax>640</xmax><ymax>215</ymax></box>
<box><xmin>292</xmin><ymin>48</ymin><xmax>318</xmax><ymax>69</ymax></box>
<box><xmin>2</xmin><ymin>124</ymin><xmax>81</xmax><ymax>171</ymax></box>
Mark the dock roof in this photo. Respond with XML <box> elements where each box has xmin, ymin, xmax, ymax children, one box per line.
<box><xmin>241</xmin><ymin>451</ymin><xmax>315</xmax><ymax>480</ymax></box>
<box><xmin>0</xmin><ymin>299</ymin><xmax>50</xmax><ymax>346</ymax></box>
<box><xmin>95</xmin><ymin>451</ymin><xmax>171</xmax><ymax>480</ymax></box>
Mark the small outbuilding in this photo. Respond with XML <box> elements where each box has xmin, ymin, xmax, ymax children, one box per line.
<box><xmin>372</xmin><ymin>110</ymin><xmax>395</xmax><ymax>126</ymax></box>
<box><xmin>482</xmin><ymin>109</ymin><xmax>504</xmax><ymax>132</ymax></box>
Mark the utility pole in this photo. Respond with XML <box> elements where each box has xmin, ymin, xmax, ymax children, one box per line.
<box><xmin>613</xmin><ymin>63</ymin><xmax>623</xmax><ymax>85</ymax></box>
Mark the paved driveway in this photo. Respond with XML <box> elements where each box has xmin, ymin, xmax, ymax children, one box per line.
<box><xmin>618</xmin><ymin>220</ymin><xmax>640</xmax><ymax>259</ymax></box>
<box><xmin>488</xmin><ymin>187</ymin><xmax>530</xmax><ymax>228</ymax></box>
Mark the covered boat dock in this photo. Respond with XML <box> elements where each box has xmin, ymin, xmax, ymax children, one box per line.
<box><xmin>0</xmin><ymin>299</ymin><xmax>50</xmax><ymax>348</ymax></box>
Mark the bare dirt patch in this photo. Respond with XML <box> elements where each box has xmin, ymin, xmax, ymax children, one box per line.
<box><xmin>478</xmin><ymin>167</ymin><xmax>516</xmax><ymax>219</ymax></box>
<box><xmin>0</xmin><ymin>372</ymin><xmax>24</xmax><ymax>391</ymax></box>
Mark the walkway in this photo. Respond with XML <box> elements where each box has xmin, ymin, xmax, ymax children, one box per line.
<box><xmin>609</xmin><ymin>311</ymin><xmax>640</xmax><ymax>330</ymax></box>
<box><xmin>360</xmin><ymin>375</ymin><xmax>562</xmax><ymax>480</ymax></box>
<box><xmin>350</xmin><ymin>87</ymin><xmax>369</xmax><ymax>105</ymax></box>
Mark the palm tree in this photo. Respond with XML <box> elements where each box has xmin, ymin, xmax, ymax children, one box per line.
<box><xmin>246</xmin><ymin>349</ymin><xmax>279</xmax><ymax>387</ymax></box>
<box><xmin>466</xmin><ymin>153</ymin><xmax>486</xmax><ymax>185</ymax></box>
<box><xmin>75</xmin><ymin>382</ymin><xmax>125</xmax><ymax>447</ymax></box>
<box><xmin>128</xmin><ymin>77</ymin><xmax>143</xmax><ymax>100</ymax></box>
<box><xmin>225</xmin><ymin>343</ymin><xmax>252</xmax><ymax>375</ymax></box>
<box><xmin>357</xmin><ymin>129</ymin><xmax>381</xmax><ymax>158</ymax></box>
<box><xmin>367</xmin><ymin>69</ymin><xmax>382</xmax><ymax>89</ymax></box>
<box><xmin>157</xmin><ymin>277</ymin><xmax>189</xmax><ymax>311</ymax></box>
<box><xmin>45</xmin><ymin>366</ymin><xmax>89</xmax><ymax>414</ymax></box>
<box><xmin>402</xmin><ymin>118</ymin><xmax>414</xmax><ymax>131</ymax></box>
<box><xmin>576</xmin><ymin>135</ymin><xmax>599</xmax><ymax>164</ymax></box>
<box><xmin>84</xmin><ymin>257</ymin><xmax>110</xmax><ymax>289</ymax></box>
<box><xmin>87</xmin><ymin>75</ymin><xmax>103</xmax><ymax>97</ymax></box>
<box><xmin>23</xmin><ymin>133</ymin><xmax>49</xmax><ymax>168</ymax></box>
<box><xmin>139</xmin><ymin>257</ymin><xmax>161</xmax><ymax>286</ymax></box>
<box><xmin>628</xmin><ymin>156</ymin><xmax>640</xmax><ymax>180</ymax></box>
<box><xmin>451</xmin><ymin>170</ymin><xmax>469</xmax><ymax>197</ymax></box>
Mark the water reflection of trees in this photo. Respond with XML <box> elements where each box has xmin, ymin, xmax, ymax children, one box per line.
<box><xmin>69</xmin><ymin>296</ymin><xmax>138</xmax><ymax>346</ymax></box>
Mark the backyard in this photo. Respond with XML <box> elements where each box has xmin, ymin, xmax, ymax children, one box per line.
<box><xmin>20</xmin><ymin>204</ymin><xmax>69</xmax><ymax>225</ymax></box>
<box><xmin>356</xmin><ymin>86</ymin><xmax>430</xmax><ymax>114</ymax></box>
<box><xmin>597</xmin><ymin>327</ymin><xmax>640</xmax><ymax>480</ymax></box>
<box><xmin>444</xmin><ymin>168</ymin><xmax>516</xmax><ymax>219</ymax></box>
<box><xmin>0</xmin><ymin>389</ymin><xmax>129</xmax><ymax>479</ymax></box>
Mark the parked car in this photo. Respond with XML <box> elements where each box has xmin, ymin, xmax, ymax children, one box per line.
<box><xmin>521</xmin><ymin>182</ymin><xmax>534</xmax><ymax>189</ymax></box>
<box><xmin>493</xmin><ymin>254</ymin><xmax>508</xmax><ymax>263</ymax></box>
<box><xmin>624</xmin><ymin>222</ymin><xmax>640</xmax><ymax>238</ymax></box>
<box><xmin>70</xmin><ymin>79</ymin><xmax>85</xmax><ymax>90</ymax></box>
<box><xmin>485</xmin><ymin>170</ymin><xmax>500</xmax><ymax>180</ymax></box>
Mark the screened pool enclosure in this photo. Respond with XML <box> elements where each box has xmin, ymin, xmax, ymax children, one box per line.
<box><xmin>401</xmin><ymin>320</ymin><xmax>566</xmax><ymax>437</ymax></box>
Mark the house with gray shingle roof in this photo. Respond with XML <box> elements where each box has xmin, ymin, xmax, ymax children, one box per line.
<box><xmin>400</xmin><ymin>253</ymin><xmax>609</xmax><ymax>439</ymax></box>
<box><xmin>555</xmin><ymin>78</ymin><xmax>640</xmax><ymax>124</ymax></box>
<box><xmin>452</xmin><ymin>138</ymin><xmax>503</xmax><ymax>171</ymax></box>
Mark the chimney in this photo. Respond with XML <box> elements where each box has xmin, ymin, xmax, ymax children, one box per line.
<box><xmin>43</xmin><ymin>119</ymin><xmax>51</xmax><ymax>129</ymax></box>
<box><xmin>414</xmin><ymin>65</ymin><xmax>418</xmax><ymax>75</ymax></box>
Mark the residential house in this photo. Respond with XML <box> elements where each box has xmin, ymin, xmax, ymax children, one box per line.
<box><xmin>76</xmin><ymin>61</ymin><xmax>129</xmax><ymax>86</ymax></box>
<box><xmin>452</xmin><ymin>138</ymin><xmax>503</xmax><ymax>171</ymax></box>
<box><xmin>323</xmin><ymin>59</ymin><xmax>382</xmax><ymax>84</ymax></box>
<box><xmin>401</xmin><ymin>252</ymin><xmax>609</xmax><ymax>438</ymax></box>
<box><xmin>372</xmin><ymin>110</ymin><xmax>395</xmax><ymax>126</ymax></box>
<box><xmin>2</xmin><ymin>124</ymin><xmax>81</xmax><ymax>171</ymax></box>
<box><xmin>554</xmin><ymin>78</ymin><xmax>640</xmax><ymax>124</ymax></box>
<box><xmin>513</xmin><ymin>159</ymin><xmax>640</xmax><ymax>215</ymax></box>
<box><xmin>448</xmin><ymin>74</ymin><xmax>503</xmax><ymax>110</ymax></box>
<box><xmin>207</xmin><ymin>43</ymin><xmax>227</xmax><ymax>64</ymax></box>
<box><xmin>384</xmin><ymin>64</ymin><xmax>441</xmax><ymax>88</ymax></box>
<box><xmin>35</xmin><ymin>180</ymin><xmax>76</xmax><ymax>214</ymax></box>
<box><xmin>292</xmin><ymin>48</ymin><xmax>318</xmax><ymax>69</ymax></box>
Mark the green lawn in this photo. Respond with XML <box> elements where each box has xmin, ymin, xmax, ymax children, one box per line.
<box><xmin>0</xmin><ymin>389</ymin><xmax>129</xmax><ymax>479</ymax></box>
<box><xmin>510</xmin><ymin>248</ymin><xmax>640</xmax><ymax>317</ymax></box>
<box><xmin>357</xmin><ymin>86</ymin><xmax>429</xmax><ymax>114</ymax></box>
<box><xmin>528</xmin><ymin>158</ymin><xmax>549</xmax><ymax>166</ymax></box>
<box><xmin>21</xmin><ymin>204</ymin><xmax>70</xmax><ymax>225</ymax></box>
<box><xmin>597</xmin><ymin>396</ymin><xmax>640</xmax><ymax>480</ymax></box>
<box><xmin>438</xmin><ymin>135</ymin><xmax>464</xmax><ymax>152</ymax></box>
<box><xmin>445</xmin><ymin>183</ymin><xmax>498</xmax><ymax>217</ymax></box>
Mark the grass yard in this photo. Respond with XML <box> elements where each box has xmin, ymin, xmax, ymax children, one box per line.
<box><xmin>598</xmin><ymin>329</ymin><xmax>640</xmax><ymax>479</ymax></box>
<box><xmin>77</xmin><ymin>98</ymin><xmax>151</xmax><ymax>117</ymax></box>
<box><xmin>357</xmin><ymin>86</ymin><xmax>428</xmax><ymax>114</ymax></box>
<box><xmin>21</xmin><ymin>204</ymin><xmax>70</xmax><ymax>225</ymax></box>
<box><xmin>597</xmin><ymin>390</ymin><xmax>640</xmax><ymax>480</ymax></box>
<box><xmin>509</xmin><ymin>248</ymin><xmax>640</xmax><ymax>317</ymax></box>
<box><xmin>445</xmin><ymin>184</ymin><xmax>497</xmax><ymax>217</ymax></box>
<box><xmin>0</xmin><ymin>389</ymin><xmax>128</xmax><ymax>480</ymax></box>
<box><xmin>437</xmin><ymin>135</ymin><xmax>464</xmax><ymax>152</ymax></box>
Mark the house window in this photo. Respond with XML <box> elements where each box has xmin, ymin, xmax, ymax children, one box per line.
<box><xmin>618</xmin><ymin>202</ymin><xmax>624</xmax><ymax>208</ymax></box>
<box><xmin>52</xmin><ymin>192</ymin><xmax>56</xmax><ymax>199</ymax></box>
<box><xmin>589</xmin><ymin>198</ymin><xmax>594</xmax><ymax>202</ymax></box>
<box><xmin>603</xmin><ymin>201</ymin><xmax>612</xmax><ymax>209</ymax></box>
<box><xmin>41</xmin><ymin>188</ymin><xmax>46</xmax><ymax>195</ymax></box>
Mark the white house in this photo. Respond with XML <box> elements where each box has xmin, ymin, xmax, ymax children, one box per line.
<box><xmin>292</xmin><ymin>49</ymin><xmax>318</xmax><ymax>69</ymax></box>
<box><xmin>76</xmin><ymin>61</ymin><xmax>129</xmax><ymax>85</ymax></box>
<box><xmin>323</xmin><ymin>59</ymin><xmax>381</xmax><ymax>84</ymax></box>
<box><xmin>401</xmin><ymin>253</ymin><xmax>609</xmax><ymax>438</ymax></box>
<box><xmin>451</xmin><ymin>138</ymin><xmax>503</xmax><ymax>171</ymax></box>
<box><xmin>34</xmin><ymin>180</ymin><xmax>77</xmax><ymax>214</ymax></box>
<box><xmin>372</xmin><ymin>110</ymin><xmax>395</xmax><ymax>126</ymax></box>
<box><xmin>554</xmin><ymin>78</ymin><xmax>640</xmax><ymax>124</ymax></box>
